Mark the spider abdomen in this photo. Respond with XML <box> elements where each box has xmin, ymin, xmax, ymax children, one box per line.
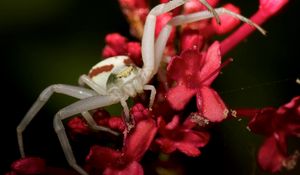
<box><xmin>88</xmin><ymin>56</ymin><xmax>143</xmax><ymax>96</ymax></box>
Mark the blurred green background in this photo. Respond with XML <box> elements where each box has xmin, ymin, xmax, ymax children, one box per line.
<box><xmin>0</xmin><ymin>0</ymin><xmax>299</xmax><ymax>174</ymax></box>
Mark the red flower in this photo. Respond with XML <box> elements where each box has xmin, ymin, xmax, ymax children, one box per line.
<box><xmin>102</xmin><ymin>33</ymin><xmax>142</xmax><ymax>66</ymax></box>
<box><xmin>85</xmin><ymin>104</ymin><xmax>157</xmax><ymax>175</ymax></box>
<box><xmin>155</xmin><ymin>115</ymin><xmax>210</xmax><ymax>156</ymax></box>
<box><xmin>166</xmin><ymin>41</ymin><xmax>228</xmax><ymax>122</ymax></box>
<box><xmin>239</xmin><ymin>96</ymin><xmax>300</xmax><ymax>172</ymax></box>
<box><xmin>7</xmin><ymin>157</ymin><xmax>78</xmax><ymax>175</ymax></box>
<box><xmin>67</xmin><ymin>109</ymin><xmax>125</xmax><ymax>136</ymax></box>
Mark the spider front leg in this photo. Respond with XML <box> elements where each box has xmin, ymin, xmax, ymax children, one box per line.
<box><xmin>78</xmin><ymin>74</ymin><xmax>107</xmax><ymax>95</ymax></box>
<box><xmin>54</xmin><ymin>95</ymin><xmax>119</xmax><ymax>175</ymax></box>
<box><xmin>141</xmin><ymin>0</ymin><xmax>220</xmax><ymax>83</ymax></box>
<box><xmin>155</xmin><ymin>8</ymin><xmax>267</xmax><ymax>64</ymax></box>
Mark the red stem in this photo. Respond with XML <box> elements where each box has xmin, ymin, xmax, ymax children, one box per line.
<box><xmin>220</xmin><ymin>9</ymin><xmax>270</xmax><ymax>56</ymax></box>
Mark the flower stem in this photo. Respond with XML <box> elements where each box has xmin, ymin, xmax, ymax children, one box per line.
<box><xmin>220</xmin><ymin>9</ymin><xmax>270</xmax><ymax>56</ymax></box>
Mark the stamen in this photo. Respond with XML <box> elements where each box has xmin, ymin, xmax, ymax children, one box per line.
<box><xmin>201</xmin><ymin>58</ymin><xmax>234</xmax><ymax>84</ymax></box>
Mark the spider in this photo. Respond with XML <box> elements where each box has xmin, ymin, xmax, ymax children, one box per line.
<box><xmin>16</xmin><ymin>0</ymin><xmax>266</xmax><ymax>175</ymax></box>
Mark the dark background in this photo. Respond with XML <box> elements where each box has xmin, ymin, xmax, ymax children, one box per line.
<box><xmin>1</xmin><ymin>0</ymin><xmax>299</xmax><ymax>174</ymax></box>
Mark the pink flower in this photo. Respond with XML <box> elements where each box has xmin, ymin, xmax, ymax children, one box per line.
<box><xmin>85</xmin><ymin>104</ymin><xmax>157</xmax><ymax>175</ymax></box>
<box><xmin>166</xmin><ymin>41</ymin><xmax>228</xmax><ymax>122</ymax></box>
<box><xmin>155</xmin><ymin>115</ymin><xmax>210</xmax><ymax>156</ymax></box>
<box><xmin>239</xmin><ymin>96</ymin><xmax>300</xmax><ymax>172</ymax></box>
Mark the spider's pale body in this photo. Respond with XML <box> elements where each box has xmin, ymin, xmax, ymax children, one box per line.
<box><xmin>88</xmin><ymin>56</ymin><xmax>143</xmax><ymax>97</ymax></box>
<box><xmin>16</xmin><ymin>1</ymin><xmax>265</xmax><ymax>175</ymax></box>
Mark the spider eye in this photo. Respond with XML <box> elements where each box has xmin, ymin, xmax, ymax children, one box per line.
<box><xmin>106</xmin><ymin>65</ymin><xmax>138</xmax><ymax>89</ymax></box>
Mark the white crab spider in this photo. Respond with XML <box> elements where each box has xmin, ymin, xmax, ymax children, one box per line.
<box><xmin>16</xmin><ymin>0</ymin><xmax>266</xmax><ymax>174</ymax></box>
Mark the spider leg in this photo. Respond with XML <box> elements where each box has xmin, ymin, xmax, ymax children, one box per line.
<box><xmin>143</xmin><ymin>85</ymin><xmax>156</xmax><ymax>108</ymax></box>
<box><xmin>78</xmin><ymin>74</ymin><xmax>107</xmax><ymax>95</ymax></box>
<box><xmin>53</xmin><ymin>95</ymin><xmax>119</xmax><ymax>175</ymax></box>
<box><xmin>141</xmin><ymin>0</ymin><xmax>218</xmax><ymax>83</ymax></box>
<box><xmin>154</xmin><ymin>7</ymin><xmax>267</xmax><ymax>67</ymax></box>
<box><xmin>81</xmin><ymin>111</ymin><xmax>119</xmax><ymax>135</ymax></box>
<box><xmin>17</xmin><ymin>84</ymin><xmax>97</xmax><ymax>158</ymax></box>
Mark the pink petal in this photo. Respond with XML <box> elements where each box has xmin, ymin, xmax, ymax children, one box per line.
<box><xmin>176</xmin><ymin>143</ymin><xmax>201</xmax><ymax>157</ymax></box>
<box><xmin>258</xmin><ymin>136</ymin><xmax>286</xmax><ymax>173</ymax></box>
<box><xmin>198</xmin><ymin>41</ymin><xmax>221</xmax><ymax>85</ymax></box>
<box><xmin>123</xmin><ymin>118</ymin><xmax>157</xmax><ymax>161</ymax></box>
<box><xmin>104</xmin><ymin>161</ymin><xmax>143</xmax><ymax>175</ymax></box>
<box><xmin>11</xmin><ymin>157</ymin><xmax>46</xmax><ymax>174</ymax></box>
<box><xmin>212</xmin><ymin>4</ymin><xmax>241</xmax><ymax>35</ymax></box>
<box><xmin>196</xmin><ymin>86</ymin><xmax>227</xmax><ymax>122</ymax></box>
<box><xmin>166</xmin><ymin>84</ymin><xmax>196</xmax><ymax>111</ymax></box>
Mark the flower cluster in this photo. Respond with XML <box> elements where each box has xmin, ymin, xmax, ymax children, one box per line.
<box><xmin>8</xmin><ymin>0</ymin><xmax>297</xmax><ymax>175</ymax></box>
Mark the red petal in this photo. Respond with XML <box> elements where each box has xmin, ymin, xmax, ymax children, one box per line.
<box><xmin>180</xmin><ymin>29</ymin><xmax>204</xmax><ymax>51</ymax></box>
<box><xmin>196</xmin><ymin>86</ymin><xmax>227</xmax><ymax>122</ymax></box>
<box><xmin>86</xmin><ymin>145</ymin><xmax>122</xmax><ymax>169</ymax></box>
<box><xmin>212</xmin><ymin>4</ymin><xmax>241</xmax><ymax>35</ymax></box>
<box><xmin>258</xmin><ymin>136</ymin><xmax>286</xmax><ymax>173</ymax></box>
<box><xmin>102</xmin><ymin>46</ymin><xmax>119</xmax><ymax>58</ymax></box>
<box><xmin>259</xmin><ymin>0</ymin><xmax>289</xmax><ymax>16</ymax></box>
<box><xmin>67</xmin><ymin>117</ymin><xmax>90</xmax><ymax>135</ymax></box>
<box><xmin>11</xmin><ymin>157</ymin><xmax>46</xmax><ymax>174</ymax></box>
<box><xmin>248</xmin><ymin>107</ymin><xmax>277</xmax><ymax>135</ymax></box>
<box><xmin>166</xmin><ymin>84</ymin><xmax>196</xmax><ymax>111</ymax></box>
<box><xmin>155</xmin><ymin>138</ymin><xmax>177</xmax><ymax>154</ymax></box>
<box><xmin>102</xmin><ymin>33</ymin><xmax>128</xmax><ymax>58</ymax></box>
<box><xmin>127</xmin><ymin>42</ymin><xmax>142</xmax><ymax>66</ymax></box>
<box><xmin>198</xmin><ymin>42</ymin><xmax>221</xmax><ymax>85</ymax></box>
<box><xmin>182</xmin><ymin>131</ymin><xmax>210</xmax><ymax>148</ymax></box>
<box><xmin>165</xmin><ymin>115</ymin><xmax>180</xmax><ymax>130</ymax></box>
<box><xmin>155</xmin><ymin>13</ymin><xmax>175</xmax><ymax>45</ymax></box>
<box><xmin>130</xmin><ymin>103</ymin><xmax>151</xmax><ymax>122</ymax></box>
<box><xmin>119</xmin><ymin>0</ymin><xmax>148</xmax><ymax>9</ymax></box>
<box><xmin>167</xmin><ymin>49</ymin><xmax>203</xmax><ymax>87</ymax></box>
<box><xmin>277</xmin><ymin>96</ymin><xmax>300</xmax><ymax>137</ymax></box>
<box><xmin>104</xmin><ymin>161</ymin><xmax>143</xmax><ymax>175</ymax></box>
<box><xmin>176</xmin><ymin>143</ymin><xmax>201</xmax><ymax>157</ymax></box>
<box><xmin>123</xmin><ymin>118</ymin><xmax>157</xmax><ymax>161</ymax></box>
